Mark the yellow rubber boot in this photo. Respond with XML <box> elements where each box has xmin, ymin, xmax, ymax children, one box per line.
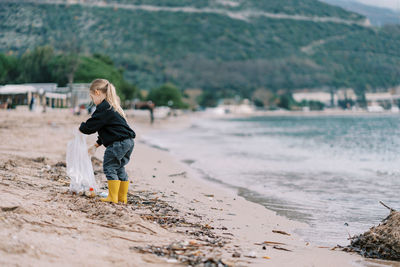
<box><xmin>118</xmin><ymin>181</ymin><xmax>129</xmax><ymax>204</ymax></box>
<box><xmin>100</xmin><ymin>180</ymin><xmax>120</xmax><ymax>203</ymax></box>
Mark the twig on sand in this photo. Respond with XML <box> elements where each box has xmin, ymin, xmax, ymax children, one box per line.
<box><xmin>22</xmin><ymin>218</ymin><xmax>78</xmax><ymax>230</ymax></box>
<box><xmin>272</xmin><ymin>230</ymin><xmax>291</xmax><ymax>236</ymax></box>
<box><xmin>257</xmin><ymin>241</ymin><xmax>287</xmax><ymax>246</ymax></box>
<box><xmin>379</xmin><ymin>201</ymin><xmax>396</xmax><ymax>212</ymax></box>
<box><xmin>111</xmin><ymin>235</ymin><xmax>143</xmax><ymax>243</ymax></box>
<box><xmin>1</xmin><ymin>206</ymin><xmax>19</xmax><ymax>212</ymax></box>
<box><xmin>43</xmin><ymin>221</ymin><xmax>79</xmax><ymax>230</ymax></box>
<box><xmin>273</xmin><ymin>245</ymin><xmax>292</xmax><ymax>252</ymax></box>
<box><xmin>87</xmin><ymin>221</ymin><xmax>147</xmax><ymax>234</ymax></box>
<box><xmin>137</xmin><ymin>223</ymin><xmax>157</xmax><ymax>234</ymax></box>
<box><xmin>168</xmin><ymin>172</ymin><xmax>187</xmax><ymax>177</ymax></box>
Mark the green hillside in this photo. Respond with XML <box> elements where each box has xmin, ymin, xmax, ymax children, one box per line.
<box><xmin>0</xmin><ymin>0</ymin><xmax>399</xmax><ymax>96</ymax></box>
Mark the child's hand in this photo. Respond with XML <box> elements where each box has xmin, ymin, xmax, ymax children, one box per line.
<box><xmin>88</xmin><ymin>144</ymin><xmax>97</xmax><ymax>156</ymax></box>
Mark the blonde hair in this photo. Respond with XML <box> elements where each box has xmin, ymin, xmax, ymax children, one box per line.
<box><xmin>90</xmin><ymin>79</ymin><xmax>126</xmax><ymax>119</ymax></box>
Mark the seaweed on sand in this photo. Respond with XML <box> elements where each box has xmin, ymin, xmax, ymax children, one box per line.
<box><xmin>344</xmin><ymin>202</ymin><xmax>400</xmax><ymax>261</ymax></box>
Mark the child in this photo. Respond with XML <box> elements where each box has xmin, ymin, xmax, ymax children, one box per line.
<box><xmin>79</xmin><ymin>79</ymin><xmax>135</xmax><ymax>204</ymax></box>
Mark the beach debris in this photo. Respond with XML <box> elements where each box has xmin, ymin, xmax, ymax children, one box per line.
<box><xmin>0</xmin><ymin>181</ymin><xmax>10</xmax><ymax>186</ymax></box>
<box><xmin>272</xmin><ymin>246</ymin><xmax>292</xmax><ymax>252</ymax></box>
<box><xmin>127</xmin><ymin>191</ymin><xmax>226</xmax><ymax>245</ymax></box>
<box><xmin>98</xmin><ymin>192</ymin><xmax>108</xmax><ymax>198</ymax></box>
<box><xmin>204</xmin><ymin>258</ymin><xmax>229</xmax><ymax>267</ymax></box>
<box><xmin>244</xmin><ymin>251</ymin><xmax>257</xmax><ymax>258</ymax></box>
<box><xmin>263</xmin><ymin>256</ymin><xmax>271</xmax><ymax>259</ymax></box>
<box><xmin>33</xmin><ymin>157</ymin><xmax>47</xmax><ymax>163</ymax></box>
<box><xmin>1</xmin><ymin>154</ymin><xmax>232</xmax><ymax>266</ymax></box>
<box><xmin>379</xmin><ymin>201</ymin><xmax>395</xmax><ymax>212</ymax></box>
<box><xmin>272</xmin><ymin>230</ymin><xmax>291</xmax><ymax>236</ymax></box>
<box><xmin>344</xmin><ymin>204</ymin><xmax>400</xmax><ymax>261</ymax></box>
<box><xmin>222</xmin><ymin>232</ymin><xmax>234</xmax><ymax>236</ymax></box>
<box><xmin>256</xmin><ymin>241</ymin><xmax>292</xmax><ymax>252</ymax></box>
<box><xmin>232</xmin><ymin>251</ymin><xmax>240</xmax><ymax>258</ymax></box>
<box><xmin>260</xmin><ymin>241</ymin><xmax>287</xmax><ymax>245</ymax></box>
<box><xmin>1</xmin><ymin>206</ymin><xmax>19</xmax><ymax>212</ymax></box>
<box><xmin>168</xmin><ymin>171</ymin><xmax>187</xmax><ymax>177</ymax></box>
<box><xmin>0</xmin><ymin>159</ymin><xmax>17</xmax><ymax>170</ymax></box>
<box><xmin>91</xmin><ymin>157</ymin><xmax>103</xmax><ymax>167</ymax></box>
<box><xmin>111</xmin><ymin>236</ymin><xmax>142</xmax><ymax>243</ymax></box>
<box><xmin>37</xmin><ymin>162</ymin><xmax>69</xmax><ymax>183</ymax></box>
<box><xmin>131</xmin><ymin>240</ymin><xmax>230</xmax><ymax>266</ymax></box>
<box><xmin>54</xmin><ymin>161</ymin><xmax>67</xmax><ymax>167</ymax></box>
<box><xmin>21</xmin><ymin>217</ymin><xmax>78</xmax><ymax>231</ymax></box>
<box><xmin>84</xmin><ymin>188</ymin><xmax>96</xmax><ymax>198</ymax></box>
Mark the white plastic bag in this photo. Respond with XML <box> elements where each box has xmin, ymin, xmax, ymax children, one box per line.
<box><xmin>66</xmin><ymin>130</ymin><xmax>98</xmax><ymax>193</ymax></box>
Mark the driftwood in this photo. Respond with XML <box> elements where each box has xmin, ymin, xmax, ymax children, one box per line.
<box><xmin>111</xmin><ymin>236</ymin><xmax>143</xmax><ymax>243</ymax></box>
<box><xmin>380</xmin><ymin>201</ymin><xmax>395</xmax><ymax>212</ymax></box>
<box><xmin>136</xmin><ymin>223</ymin><xmax>157</xmax><ymax>235</ymax></box>
<box><xmin>272</xmin><ymin>230</ymin><xmax>291</xmax><ymax>236</ymax></box>
<box><xmin>272</xmin><ymin>245</ymin><xmax>292</xmax><ymax>252</ymax></box>
<box><xmin>21</xmin><ymin>218</ymin><xmax>78</xmax><ymax>230</ymax></box>
<box><xmin>1</xmin><ymin>206</ymin><xmax>19</xmax><ymax>212</ymax></box>
<box><xmin>344</xmin><ymin>202</ymin><xmax>400</xmax><ymax>261</ymax></box>
<box><xmin>87</xmin><ymin>221</ymin><xmax>146</xmax><ymax>234</ymax></box>
<box><xmin>168</xmin><ymin>172</ymin><xmax>187</xmax><ymax>178</ymax></box>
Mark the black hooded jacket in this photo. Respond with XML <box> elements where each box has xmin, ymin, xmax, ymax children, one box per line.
<box><xmin>79</xmin><ymin>100</ymin><xmax>135</xmax><ymax>147</ymax></box>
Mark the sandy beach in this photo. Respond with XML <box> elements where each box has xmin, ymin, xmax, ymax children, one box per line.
<box><xmin>0</xmin><ymin>109</ymin><xmax>392</xmax><ymax>266</ymax></box>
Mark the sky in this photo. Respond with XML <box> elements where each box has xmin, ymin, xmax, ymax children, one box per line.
<box><xmin>356</xmin><ymin>0</ymin><xmax>400</xmax><ymax>10</ymax></box>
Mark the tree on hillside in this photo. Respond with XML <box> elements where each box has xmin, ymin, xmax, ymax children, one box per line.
<box><xmin>0</xmin><ymin>54</ymin><xmax>18</xmax><ymax>84</ymax></box>
<box><xmin>198</xmin><ymin>90</ymin><xmax>218</xmax><ymax>108</ymax></box>
<box><xmin>17</xmin><ymin>46</ymin><xmax>55</xmax><ymax>83</ymax></box>
<box><xmin>252</xmin><ymin>88</ymin><xmax>275</xmax><ymax>108</ymax></box>
<box><xmin>277</xmin><ymin>93</ymin><xmax>297</xmax><ymax>110</ymax></box>
<box><xmin>74</xmin><ymin>55</ymin><xmax>137</xmax><ymax>101</ymax></box>
<box><xmin>0</xmin><ymin>46</ymin><xmax>138</xmax><ymax>103</ymax></box>
<box><xmin>119</xmin><ymin>80</ymin><xmax>138</xmax><ymax>102</ymax></box>
<box><xmin>147</xmin><ymin>83</ymin><xmax>188</xmax><ymax>109</ymax></box>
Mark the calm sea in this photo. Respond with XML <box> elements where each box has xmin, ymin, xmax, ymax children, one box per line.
<box><xmin>143</xmin><ymin>114</ymin><xmax>400</xmax><ymax>246</ymax></box>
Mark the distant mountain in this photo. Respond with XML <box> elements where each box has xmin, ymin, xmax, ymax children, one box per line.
<box><xmin>320</xmin><ymin>0</ymin><xmax>400</xmax><ymax>26</ymax></box>
<box><xmin>1</xmin><ymin>0</ymin><xmax>400</xmax><ymax>95</ymax></box>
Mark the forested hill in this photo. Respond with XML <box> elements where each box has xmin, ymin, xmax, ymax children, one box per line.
<box><xmin>1</xmin><ymin>0</ymin><xmax>400</xmax><ymax>96</ymax></box>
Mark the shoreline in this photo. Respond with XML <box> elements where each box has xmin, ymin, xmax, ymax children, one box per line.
<box><xmin>133</xmin><ymin>128</ymin><xmax>362</xmax><ymax>266</ymax></box>
<box><xmin>0</xmin><ymin>109</ymin><xmax>388</xmax><ymax>266</ymax></box>
<box><xmin>133</xmin><ymin>112</ymin><xmax>370</xmax><ymax>266</ymax></box>
<box><xmin>202</xmin><ymin>109</ymin><xmax>400</xmax><ymax>120</ymax></box>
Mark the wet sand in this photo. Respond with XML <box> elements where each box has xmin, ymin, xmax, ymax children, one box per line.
<box><xmin>0</xmin><ymin>108</ymin><xmax>386</xmax><ymax>266</ymax></box>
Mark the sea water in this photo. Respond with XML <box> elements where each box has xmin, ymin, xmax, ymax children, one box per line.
<box><xmin>143</xmin><ymin>114</ymin><xmax>400</xmax><ymax>246</ymax></box>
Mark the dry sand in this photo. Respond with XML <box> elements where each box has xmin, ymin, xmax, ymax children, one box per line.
<box><xmin>0</xmin><ymin>109</ymin><xmax>395</xmax><ymax>266</ymax></box>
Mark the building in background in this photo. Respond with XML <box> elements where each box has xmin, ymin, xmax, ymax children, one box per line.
<box><xmin>69</xmin><ymin>83</ymin><xmax>91</xmax><ymax>108</ymax></box>
<box><xmin>292</xmin><ymin>91</ymin><xmax>335</xmax><ymax>107</ymax></box>
<box><xmin>0</xmin><ymin>85</ymin><xmax>37</xmax><ymax>108</ymax></box>
<box><xmin>0</xmin><ymin>83</ymin><xmax>91</xmax><ymax>109</ymax></box>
